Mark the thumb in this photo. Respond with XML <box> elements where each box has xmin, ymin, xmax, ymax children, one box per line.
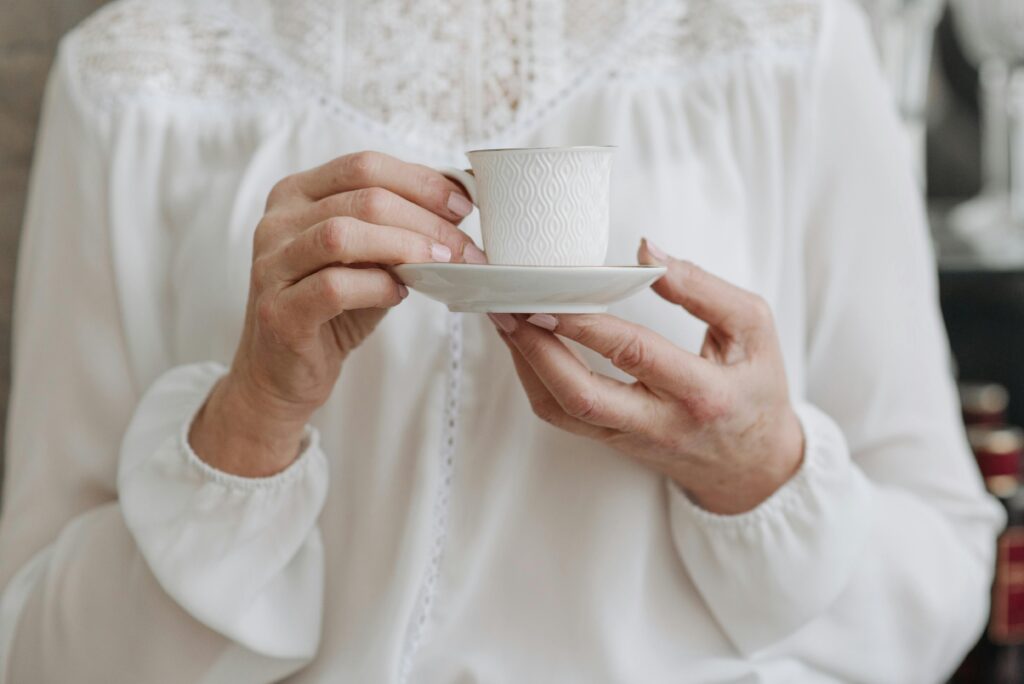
<box><xmin>638</xmin><ymin>238</ymin><xmax>769</xmax><ymax>341</ymax></box>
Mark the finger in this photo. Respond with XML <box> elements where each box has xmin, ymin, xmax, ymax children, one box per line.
<box><xmin>638</xmin><ymin>238</ymin><xmax>773</xmax><ymax>343</ymax></box>
<box><xmin>489</xmin><ymin>312</ymin><xmax>589</xmax><ymax>366</ymax></box>
<box><xmin>528</xmin><ymin>312</ymin><xmax>713</xmax><ymax>391</ymax></box>
<box><xmin>495</xmin><ymin>330</ymin><xmax>618</xmax><ymax>441</ymax></box>
<box><xmin>300</xmin><ymin>188</ymin><xmax>486</xmax><ymax>264</ymax></box>
<box><xmin>503</xmin><ymin>316</ymin><xmax>653</xmax><ymax>431</ymax></box>
<box><xmin>271</xmin><ymin>217</ymin><xmax>451</xmax><ymax>282</ymax></box>
<box><xmin>277</xmin><ymin>266</ymin><xmax>405</xmax><ymax>331</ymax></box>
<box><xmin>291</xmin><ymin>151</ymin><xmax>474</xmax><ymax>223</ymax></box>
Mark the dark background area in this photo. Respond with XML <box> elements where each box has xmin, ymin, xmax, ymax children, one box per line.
<box><xmin>929</xmin><ymin>13</ymin><xmax>1024</xmax><ymax>429</ymax></box>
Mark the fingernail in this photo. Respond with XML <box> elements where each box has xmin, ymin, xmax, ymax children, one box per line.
<box><xmin>462</xmin><ymin>243</ymin><xmax>488</xmax><ymax>264</ymax></box>
<box><xmin>447</xmin><ymin>192</ymin><xmax>473</xmax><ymax>218</ymax></box>
<box><xmin>527</xmin><ymin>313</ymin><xmax>558</xmax><ymax>331</ymax></box>
<box><xmin>487</xmin><ymin>313</ymin><xmax>517</xmax><ymax>334</ymax></box>
<box><xmin>397</xmin><ymin>283</ymin><xmax>409</xmax><ymax>298</ymax></box>
<box><xmin>644</xmin><ymin>238</ymin><xmax>669</xmax><ymax>262</ymax></box>
<box><xmin>431</xmin><ymin>243</ymin><xmax>453</xmax><ymax>262</ymax></box>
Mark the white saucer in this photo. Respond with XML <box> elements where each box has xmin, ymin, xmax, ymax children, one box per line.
<box><xmin>393</xmin><ymin>263</ymin><xmax>668</xmax><ymax>313</ymax></box>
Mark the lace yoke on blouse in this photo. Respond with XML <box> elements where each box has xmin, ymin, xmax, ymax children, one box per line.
<box><xmin>71</xmin><ymin>0</ymin><xmax>820</xmax><ymax>153</ymax></box>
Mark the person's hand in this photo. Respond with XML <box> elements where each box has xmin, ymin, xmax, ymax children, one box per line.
<box><xmin>191</xmin><ymin>151</ymin><xmax>484</xmax><ymax>476</ymax></box>
<box><xmin>488</xmin><ymin>240</ymin><xmax>804</xmax><ymax>515</ymax></box>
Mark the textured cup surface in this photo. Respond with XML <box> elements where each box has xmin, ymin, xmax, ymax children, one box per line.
<box><xmin>467</xmin><ymin>147</ymin><xmax>613</xmax><ymax>266</ymax></box>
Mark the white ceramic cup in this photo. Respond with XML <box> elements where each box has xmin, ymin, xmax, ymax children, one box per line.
<box><xmin>440</xmin><ymin>146</ymin><xmax>614</xmax><ymax>266</ymax></box>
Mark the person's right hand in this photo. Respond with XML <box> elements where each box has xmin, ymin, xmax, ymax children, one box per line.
<box><xmin>190</xmin><ymin>151</ymin><xmax>483</xmax><ymax>477</ymax></box>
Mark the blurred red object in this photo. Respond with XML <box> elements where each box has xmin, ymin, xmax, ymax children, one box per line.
<box><xmin>962</xmin><ymin>383</ymin><xmax>1011</xmax><ymax>427</ymax></box>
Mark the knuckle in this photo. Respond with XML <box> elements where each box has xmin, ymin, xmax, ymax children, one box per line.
<box><xmin>267</xmin><ymin>176</ymin><xmax>297</xmax><ymax>205</ymax></box>
<box><xmin>345</xmin><ymin>150</ymin><xmax>381</xmax><ymax>183</ymax></box>
<box><xmin>313</xmin><ymin>271</ymin><xmax>352</xmax><ymax>312</ymax></box>
<box><xmin>252</xmin><ymin>221</ymin><xmax>273</xmax><ymax>254</ymax></box>
<box><xmin>688</xmin><ymin>389</ymin><xmax>732</xmax><ymax>423</ymax></box>
<box><xmin>512</xmin><ymin>333</ymin><xmax>545</xmax><ymax>359</ymax></box>
<box><xmin>530</xmin><ymin>397</ymin><xmax>563</xmax><ymax>425</ymax></box>
<box><xmin>570</xmin><ymin>316</ymin><xmax>601</xmax><ymax>343</ymax></box>
<box><xmin>673</xmin><ymin>260</ymin><xmax>698</xmax><ymax>289</ymax></box>
<box><xmin>317</xmin><ymin>269</ymin><xmax>346</xmax><ymax>303</ymax></box>
<box><xmin>419</xmin><ymin>173</ymin><xmax>448</xmax><ymax>204</ymax></box>
<box><xmin>680</xmin><ymin>260</ymin><xmax>700</xmax><ymax>282</ymax></box>
<box><xmin>428</xmin><ymin>217</ymin><xmax>454</xmax><ymax>243</ymax></box>
<box><xmin>563</xmin><ymin>389</ymin><xmax>601</xmax><ymax>421</ymax></box>
<box><xmin>256</xmin><ymin>210</ymin><xmax>288</xmax><ymax>237</ymax></box>
<box><xmin>254</xmin><ymin>295</ymin><xmax>278</xmax><ymax>332</ymax></box>
<box><xmin>319</xmin><ymin>217</ymin><xmax>352</xmax><ymax>254</ymax></box>
<box><xmin>610</xmin><ymin>333</ymin><xmax>650</xmax><ymax>372</ymax></box>
<box><xmin>310</xmin><ymin>194</ymin><xmax>342</xmax><ymax>219</ymax></box>
<box><xmin>250</xmin><ymin>254</ymin><xmax>274</xmax><ymax>284</ymax></box>
<box><xmin>356</xmin><ymin>186</ymin><xmax>392</xmax><ymax>221</ymax></box>
<box><xmin>747</xmin><ymin>295</ymin><xmax>774</xmax><ymax>328</ymax></box>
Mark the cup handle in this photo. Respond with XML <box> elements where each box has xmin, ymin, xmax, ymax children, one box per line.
<box><xmin>438</xmin><ymin>167</ymin><xmax>478</xmax><ymax>206</ymax></box>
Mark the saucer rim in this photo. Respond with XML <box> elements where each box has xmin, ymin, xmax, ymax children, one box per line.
<box><xmin>393</xmin><ymin>263</ymin><xmax>666</xmax><ymax>313</ymax></box>
<box><xmin>393</xmin><ymin>263</ymin><xmax>667</xmax><ymax>273</ymax></box>
<box><xmin>466</xmin><ymin>144</ymin><xmax>616</xmax><ymax>156</ymax></box>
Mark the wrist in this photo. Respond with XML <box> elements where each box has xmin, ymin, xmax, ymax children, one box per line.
<box><xmin>188</xmin><ymin>372</ymin><xmax>311</xmax><ymax>477</ymax></box>
<box><xmin>683</xmin><ymin>407</ymin><xmax>805</xmax><ymax>515</ymax></box>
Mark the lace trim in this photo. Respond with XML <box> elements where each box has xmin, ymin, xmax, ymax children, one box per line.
<box><xmin>340</xmin><ymin>0</ymin><xmax>558</xmax><ymax>147</ymax></box>
<box><xmin>398</xmin><ymin>311</ymin><xmax>463</xmax><ymax>682</ymax></box>
<box><xmin>75</xmin><ymin>2</ymin><xmax>279</xmax><ymax>103</ymax></box>
<box><xmin>615</xmin><ymin>0</ymin><xmax>820</xmax><ymax>77</ymax></box>
<box><xmin>222</xmin><ymin>0</ymin><xmax>338</xmax><ymax>90</ymax></box>
<box><xmin>226</xmin><ymin>0</ymin><xmax>675</xmax><ymax>158</ymax></box>
<box><xmin>72</xmin><ymin>0</ymin><xmax>822</xmax><ymax>152</ymax></box>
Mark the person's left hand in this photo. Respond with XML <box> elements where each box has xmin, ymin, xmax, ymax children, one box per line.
<box><xmin>488</xmin><ymin>240</ymin><xmax>804</xmax><ymax>515</ymax></box>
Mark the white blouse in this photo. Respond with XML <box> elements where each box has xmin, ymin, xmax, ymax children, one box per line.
<box><xmin>0</xmin><ymin>0</ymin><xmax>1005</xmax><ymax>682</ymax></box>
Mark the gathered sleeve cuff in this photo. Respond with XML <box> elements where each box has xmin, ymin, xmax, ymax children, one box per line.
<box><xmin>118</xmin><ymin>362</ymin><xmax>329</xmax><ymax>659</ymax></box>
<box><xmin>667</xmin><ymin>402</ymin><xmax>873</xmax><ymax>653</ymax></box>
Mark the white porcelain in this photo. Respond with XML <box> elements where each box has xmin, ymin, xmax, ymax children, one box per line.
<box><xmin>393</xmin><ymin>263</ymin><xmax>666</xmax><ymax>313</ymax></box>
<box><xmin>948</xmin><ymin>0</ymin><xmax>1024</xmax><ymax>240</ymax></box>
<box><xmin>952</xmin><ymin>0</ymin><xmax>1024</xmax><ymax>64</ymax></box>
<box><xmin>440</xmin><ymin>146</ymin><xmax>614</xmax><ymax>266</ymax></box>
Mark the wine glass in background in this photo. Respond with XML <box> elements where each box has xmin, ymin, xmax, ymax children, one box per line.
<box><xmin>948</xmin><ymin>0</ymin><xmax>1024</xmax><ymax>264</ymax></box>
<box><xmin>857</xmin><ymin>0</ymin><xmax>946</xmax><ymax>188</ymax></box>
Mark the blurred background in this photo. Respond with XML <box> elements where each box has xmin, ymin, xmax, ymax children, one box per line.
<box><xmin>0</xmin><ymin>0</ymin><xmax>107</xmax><ymax>473</ymax></box>
<box><xmin>0</xmin><ymin>0</ymin><xmax>1022</xmax><ymax>679</ymax></box>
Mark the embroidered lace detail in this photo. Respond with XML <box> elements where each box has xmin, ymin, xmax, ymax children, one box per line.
<box><xmin>398</xmin><ymin>312</ymin><xmax>464</xmax><ymax>683</ymax></box>
<box><xmin>74</xmin><ymin>1</ymin><xmax>279</xmax><ymax>103</ymax></box>
<box><xmin>72</xmin><ymin>0</ymin><xmax>822</xmax><ymax>148</ymax></box>
<box><xmin>614</xmin><ymin>0</ymin><xmax>821</xmax><ymax>78</ymax></box>
<box><xmin>341</xmin><ymin>0</ymin><xmax>559</xmax><ymax>147</ymax></box>
<box><xmin>226</xmin><ymin>0</ymin><xmax>338</xmax><ymax>90</ymax></box>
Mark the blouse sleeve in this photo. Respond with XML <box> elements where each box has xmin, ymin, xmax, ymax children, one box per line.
<box><xmin>0</xmin><ymin>35</ymin><xmax>328</xmax><ymax>684</ymax></box>
<box><xmin>666</xmin><ymin>2</ymin><xmax>1005</xmax><ymax>681</ymax></box>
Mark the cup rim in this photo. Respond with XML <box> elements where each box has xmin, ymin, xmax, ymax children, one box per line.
<box><xmin>466</xmin><ymin>145</ymin><xmax>616</xmax><ymax>155</ymax></box>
